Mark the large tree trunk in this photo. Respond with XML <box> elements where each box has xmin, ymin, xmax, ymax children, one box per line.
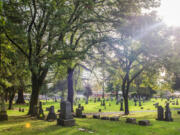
<box><xmin>28</xmin><ymin>73</ymin><xmax>41</xmax><ymax>116</ymax></box>
<box><xmin>8</xmin><ymin>88</ymin><xmax>16</xmax><ymax>110</ymax></box>
<box><xmin>28</xmin><ymin>68</ymin><xmax>48</xmax><ymax>116</ymax></box>
<box><xmin>16</xmin><ymin>88</ymin><xmax>25</xmax><ymax>104</ymax></box>
<box><xmin>124</xmin><ymin>94</ymin><xmax>129</xmax><ymax>115</ymax></box>
<box><xmin>122</xmin><ymin>78</ymin><xmax>130</xmax><ymax>115</ymax></box>
<box><xmin>67</xmin><ymin>67</ymin><xmax>74</xmax><ymax>112</ymax></box>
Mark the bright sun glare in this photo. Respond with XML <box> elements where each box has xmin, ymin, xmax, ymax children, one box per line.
<box><xmin>157</xmin><ymin>0</ymin><xmax>180</xmax><ymax>26</ymax></box>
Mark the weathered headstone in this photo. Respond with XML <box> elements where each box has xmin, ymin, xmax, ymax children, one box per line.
<box><xmin>138</xmin><ymin>120</ymin><xmax>150</xmax><ymax>126</ymax></box>
<box><xmin>94</xmin><ymin>98</ymin><xmax>96</xmax><ymax>103</ymax></box>
<box><xmin>22</xmin><ymin>108</ymin><xmax>25</xmax><ymax>112</ymax></box>
<box><xmin>46</xmin><ymin>106</ymin><xmax>57</xmax><ymax>121</ymax></box>
<box><xmin>110</xmin><ymin>116</ymin><xmax>119</xmax><ymax>121</ymax></box>
<box><xmin>139</xmin><ymin>99</ymin><xmax>142</xmax><ymax>106</ymax></box>
<box><xmin>156</xmin><ymin>106</ymin><xmax>164</xmax><ymax>121</ymax></box>
<box><xmin>126</xmin><ymin>118</ymin><xmax>136</xmax><ymax>124</ymax></box>
<box><xmin>120</xmin><ymin>98</ymin><xmax>123</xmax><ymax>111</ymax></box>
<box><xmin>93</xmin><ymin>114</ymin><xmax>100</xmax><ymax>119</ymax></box>
<box><xmin>164</xmin><ymin>103</ymin><xmax>173</xmax><ymax>121</ymax></box>
<box><xmin>76</xmin><ymin>108</ymin><xmax>82</xmax><ymax>118</ymax></box>
<box><xmin>176</xmin><ymin>99</ymin><xmax>179</xmax><ymax>105</ymax></box>
<box><xmin>19</xmin><ymin>107</ymin><xmax>22</xmax><ymax>112</ymax></box>
<box><xmin>153</xmin><ymin>102</ymin><xmax>159</xmax><ymax>108</ymax></box>
<box><xmin>57</xmin><ymin>101</ymin><xmax>75</xmax><ymax>126</ymax></box>
<box><xmin>101</xmin><ymin>116</ymin><xmax>109</xmax><ymax>120</ymax></box>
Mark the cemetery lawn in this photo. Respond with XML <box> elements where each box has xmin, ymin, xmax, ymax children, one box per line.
<box><xmin>11</xmin><ymin>98</ymin><xmax>180</xmax><ymax>114</ymax></box>
<box><xmin>1</xmin><ymin>111</ymin><xmax>180</xmax><ymax>135</ymax></box>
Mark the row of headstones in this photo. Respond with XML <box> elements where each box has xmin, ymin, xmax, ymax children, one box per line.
<box><xmin>92</xmin><ymin>115</ymin><xmax>150</xmax><ymax>126</ymax></box>
<box><xmin>33</xmin><ymin>101</ymin><xmax>75</xmax><ymax>126</ymax></box>
<box><xmin>156</xmin><ymin>103</ymin><xmax>173</xmax><ymax>121</ymax></box>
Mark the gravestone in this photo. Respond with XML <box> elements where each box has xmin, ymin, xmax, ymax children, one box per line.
<box><xmin>156</xmin><ymin>106</ymin><xmax>164</xmax><ymax>121</ymax></box>
<box><xmin>116</xmin><ymin>101</ymin><xmax>119</xmax><ymax>105</ymax></box>
<box><xmin>120</xmin><ymin>98</ymin><xmax>123</xmax><ymax>111</ymax></box>
<box><xmin>46</xmin><ymin>107</ymin><xmax>50</xmax><ymax>111</ymax></box>
<box><xmin>111</xmin><ymin>97</ymin><xmax>113</xmax><ymax>101</ymax></box>
<box><xmin>102</xmin><ymin>100</ymin><xmax>105</xmax><ymax>106</ymax></box>
<box><xmin>97</xmin><ymin>97</ymin><xmax>101</xmax><ymax>102</ymax></box>
<box><xmin>57</xmin><ymin>101</ymin><xmax>75</xmax><ymax>126</ymax></box>
<box><xmin>110</xmin><ymin>116</ymin><xmax>119</xmax><ymax>121</ymax></box>
<box><xmin>126</xmin><ymin>118</ymin><xmax>136</xmax><ymax>124</ymax></box>
<box><xmin>176</xmin><ymin>99</ymin><xmax>179</xmax><ymax>105</ymax></box>
<box><xmin>46</xmin><ymin>106</ymin><xmax>57</xmax><ymax>121</ymax></box>
<box><xmin>101</xmin><ymin>116</ymin><xmax>109</xmax><ymax>120</ymax></box>
<box><xmin>76</xmin><ymin>108</ymin><xmax>82</xmax><ymax>118</ymax></box>
<box><xmin>19</xmin><ymin>107</ymin><xmax>22</xmax><ymax>112</ymax></box>
<box><xmin>138</xmin><ymin>120</ymin><xmax>150</xmax><ymax>126</ymax></box>
<box><xmin>22</xmin><ymin>108</ymin><xmax>24</xmax><ymax>112</ymax></box>
<box><xmin>94</xmin><ymin>98</ymin><xmax>96</xmax><ymax>103</ymax></box>
<box><xmin>76</xmin><ymin>104</ymin><xmax>84</xmax><ymax>118</ymax></box>
<box><xmin>0</xmin><ymin>95</ymin><xmax>8</xmax><ymax>121</ymax></box>
<box><xmin>99</xmin><ymin>109</ymin><xmax>101</xmax><ymax>112</ymax></box>
<box><xmin>139</xmin><ymin>99</ymin><xmax>142</xmax><ymax>106</ymax></box>
<box><xmin>153</xmin><ymin>102</ymin><xmax>159</xmax><ymax>108</ymax></box>
<box><xmin>134</xmin><ymin>98</ymin><xmax>137</xmax><ymax>106</ymax></box>
<box><xmin>93</xmin><ymin>114</ymin><xmax>100</xmax><ymax>119</ymax></box>
<box><xmin>164</xmin><ymin>103</ymin><xmax>173</xmax><ymax>121</ymax></box>
<box><xmin>37</xmin><ymin>102</ymin><xmax>45</xmax><ymax>120</ymax></box>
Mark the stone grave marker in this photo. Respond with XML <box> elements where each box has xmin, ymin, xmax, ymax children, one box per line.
<box><xmin>120</xmin><ymin>98</ymin><xmax>123</xmax><ymax>111</ymax></box>
<box><xmin>156</xmin><ymin>106</ymin><xmax>164</xmax><ymax>121</ymax></box>
<box><xmin>126</xmin><ymin>118</ymin><xmax>136</xmax><ymax>124</ymax></box>
<box><xmin>164</xmin><ymin>103</ymin><xmax>173</xmax><ymax>121</ymax></box>
<box><xmin>46</xmin><ymin>106</ymin><xmax>57</xmax><ymax>121</ymax></box>
<box><xmin>176</xmin><ymin>99</ymin><xmax>179</xmax><ymax>105</ymax></box>
<box><xmin>57</xmin><ymin>101</ymin><xmax>75</xmax><ymax>126</ymax></box>
<box><xmin>138</xmin><ymin>120</ymin><xmax>150</xmax><ymax>126</ymax></box>
<box><xmin>93</xmin><ymin>114</ymin><xmax>100</xmax><ymax>119</ymax></box>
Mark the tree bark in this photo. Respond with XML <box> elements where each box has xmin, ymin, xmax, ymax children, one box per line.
<box><xmin>67</xmin><ymin>67</ymin><xmax>74</xmax><ymax>112</ymax></box>
<box><xmin>28</xmin><ymin>74</ymin><xmax>41</xmax><ymax>116</ymax></box>
<box><xmin>122</xmin><ymin>78</ymin><xmax>130</xmax><ymax>115</ymax></box>
<box><xmin>8</xmin><ymin>88</ymin><xmax>16</xmax><ymax>110</ymax></box>
<box><xmin>16</xmin><ymin>88</ymin><xmax>25</xmax><ymax>104</ymax></box>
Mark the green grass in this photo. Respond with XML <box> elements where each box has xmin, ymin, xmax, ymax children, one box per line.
<box><xmin>1</xmin><ymin>111</ymin><xmax>180</xmax><ymax>135</ymax></box>
<box><xmin>1</xmin><ymin>98</ymin><xmax>180</xmax><ymax>135</ymax></box>
<box><xmin>9</xmin><ymin>98</ymin><xmax>180</xmax><ymax>114</ymax></box>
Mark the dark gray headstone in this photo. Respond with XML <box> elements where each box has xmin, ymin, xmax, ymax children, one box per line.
<box><xmin>164</xmin><ymin>103</ymin><xmax>173</xmax><ymax>121</ymax></box>
<box><xmin>138</xmin><ymin>120</ymin><xmax>150</xmax><ymax>126</ymax></box>
<box><xmin>110</xmin><ymin>116</ymin><xmax>119</xmax><ymax>121</ymax></box>
<box><xmin>176</xmin><ymin>99</ymin><xmax>179</xmax><ymax>105</ymax></box>
<box><xmin>101</xmin><ymin>116</ymin><xmax>109</xmax><ymax>120</ymax></box>
<box><xmin>156</xmin><ymin>106</ymin><xmax>164</xmax><ymax>121</ymax></box>
<box><xmin>46</xmin><ymin>106</ymin><xmax>57</xmax><ymax>121</ymax></box>
<box><xmin>57</xmin><ymin>101</ymin><xmax>75</xmax><ymax>126</ymax></box>
<box><xmin>93</xmin><ymin>114</ymin><xmax>100</xmax><ymax>119</ymax></box>
<box><xmin>126</xmin><ymin>118</ymin><xmax>136</xmax><ymax>124</ymax></box>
